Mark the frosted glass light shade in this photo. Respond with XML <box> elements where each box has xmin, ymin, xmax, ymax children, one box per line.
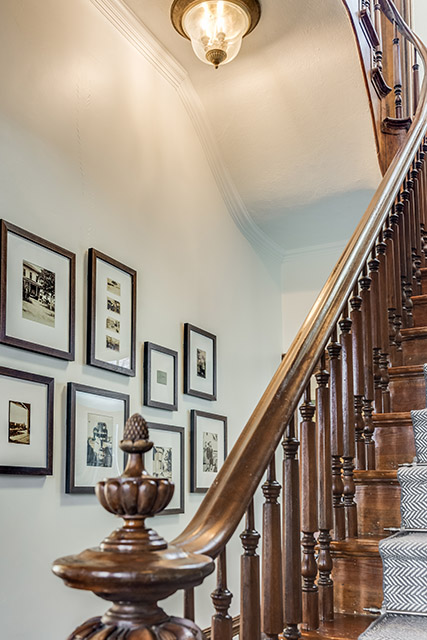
<box><xmin>182</xmin><ymin>1</ymin><xmax>251</xmax><ymax>68</ymax></box>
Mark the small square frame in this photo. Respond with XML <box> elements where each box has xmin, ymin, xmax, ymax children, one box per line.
<box><xmin>184</xmin><ymin>323</ymin><xmax>217</xmax><ymax>401</ymax></box>
<box><xmin>144</xmin><ymin>342</ymin><xmax>178</xmax><ymax>411</ymax></box>
<box><xmin>145</xmin><ymin>422</ymin><xmax>184</xmax><ymax>514</ymax></box>
<box><xmin>87</xmin><ymin>248</ymin><xmax>137</xmax><ymax>377</ymax></box>
<box><xmin>0</xmin><ymin>366</ymin><xmax>54</xmax><ymax>475</ymax></box>
<box><xmin>0</xmin><ymin>220</ymin><xmax>76</xmax><ymax>360</ymax></box>
<box><xmin>190</xmin><ymin>410</ymin><xmax>227</xmax><ymax>493</ymax></box>
<box><xmin>66</xmin><ymin>382</ymin><xmax>130</xmax><ymax>494</ymax></box>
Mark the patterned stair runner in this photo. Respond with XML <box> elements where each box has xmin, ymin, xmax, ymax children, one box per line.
<box><xmin>359</xmin><ymin>365</ymin><xmax>427</xmax><ymax>639</ymax></box>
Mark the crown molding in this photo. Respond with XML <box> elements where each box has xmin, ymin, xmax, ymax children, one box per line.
<box><xmin>282</xmin><ymin>240</ymin><xmax>345</xmax><ymax>263</ymax></box>
<box><xmin>89</xmin><ymin>0</ymin><xmax>285</xmax><ymax>262</ymax></box>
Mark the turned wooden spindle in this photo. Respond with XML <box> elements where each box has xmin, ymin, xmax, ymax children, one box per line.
<box><xmin>373</xmin><ymin>2</ymin><xmax>383</xmax><ymax>71</ymax></box>
<box><xmin>401</xmin><ymin>180</ymin><xmax>415</xmax><ymax>324</ymax></box>
<box><xmin>413</xmin><ymin>48</ymin><xmax>420</xmax><ymax>115</ymax></box>
<box><xmin>261</xmin><ymin>455</ymin><xmax>283</xmax><ymax>640</ymax></box>
<box><xmin>339</xmin><ymin>304</ymin><xmax>358</xmax><ymax>538</ymax></box>
<box><xmin>350</xmin><ymin>285</ymin><xmax>366</xmax><ymax>469</ymax></box>
<box><xmin>300</xmin><ymin>384</ymin><xmax>319</xmax><ymax>630</ymax></box>
<box><xmin>240</xmin><ymin>499</ymin><xmax>261</xmax><ymax>640</ymax></box>
<box><xmin>368</xmin><ymin>248</ymin><xmax>383</xmax><ymax>410</ymax></box>
<box><xmin>393</xmin><ymin>21</ymin><xmax>403</xmax><ymax>118</ymax></box>
<box><xmin>419</xmin><ymin>147</ymin><xmax>427</xmax><ymax>264</ymax></box>
<box><xmin>411</xmin><ymin>159</ymin><xmax>422</xmax><ymax>293</ymax></box>
<box><xmin>376</xmin><ymin>232</ymin><xmax>391</xmax><ymax>412</ymax></box>
<box><xmin>384</xmin><ymin>216</ymin><xmax>398</xmax><ymax>362</ymax></box>
<box><xmin>53</xmin><ymin>414</ymin><xmax>214</xmax><ymax>640</ymax></box>
<box><xmin>397</xmin><ymin>188</ymin><xmax>411</xmax><ymax>328</ymax></box>
<box><xmin>282</xmin><ymin>415</ymin><xmax>302</xmax><ymax>639</ymax></box>
<box><xmin>327</xmin><ymin>329</ymin><xmax>345</xmax><ymax>540</ymax></box>
<box><xmin>389</xmin><ymin>205</ymin><xmax>404</xmax><ymax>365</ymax></box>
<box><xmin>315</xmin><ymin>357</ymin><xmax>334</xmax><ymax>622</ymax></box>
<box><xmin>405</xmin><ymin>172</ymin><xmax>418</xmax><ymax>293</ymax></box>
<box><xmin>359</xmin><ymin>266</ymin><xmax>375</xmax><ymax>469</ymax></box>
<box><xmin>184</xmin><ymin>588</ymin><xmax>195</xmax><ymax>621</ymax></box>
<box><xmin>211</xmin><ymin>549</ymin><xmax>233</xmax><ymax>640</ymax></box>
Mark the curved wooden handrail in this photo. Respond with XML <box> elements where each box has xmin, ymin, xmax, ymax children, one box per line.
<box><xmin>173</xmin><ymin>0</ymin><xmax>427</xmax><ymax>558</ymax></box>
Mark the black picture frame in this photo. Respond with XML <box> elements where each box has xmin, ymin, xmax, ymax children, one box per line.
<box><xmin>144</xmin><ymin>342</ymin><xmax>178</xmax><ymax>411</ymax></box>
<box><xmin>0</xmin><ymin>220</ymin><xmax>75</xmax><ymax>360</ymax></box>
<box><xmin>87</xmin><ymin>248</ymin><xmax>137</xmax><ymax>377</ymax></box>
<box><xmin>145</xmin><ymin>422</ymin><xmax>184</xmax><ymax>514</ymax></box>
<box><xmin>66</xmin><ymin>382</ymin><xmax>130</xmax><ymax>494</ymax></box>
<box><xmin>184</xmin><ymin>323</ymin><xmax>217</xmax><ymax>401</ymax></box>
<box><xmin>190</xmin><ymin>409</ymin><xmax>227</xmax><ymax>493</ymax></box>
<box><xmin>0</xmin><ymin>366</ymin><xmax>54</xmax><ymax>475</ymax></box>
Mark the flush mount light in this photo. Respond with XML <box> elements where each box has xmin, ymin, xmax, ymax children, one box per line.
<box><xmin>171</xmin><ymin>0</ymin><xmax>261</xmax><ymax>69</ymax></box>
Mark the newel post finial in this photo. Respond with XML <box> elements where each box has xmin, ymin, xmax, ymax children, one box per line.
<box><xmin>53</xmin><ymin>414</ymin><xmax>214</xmax><ymax>639</ymax></box>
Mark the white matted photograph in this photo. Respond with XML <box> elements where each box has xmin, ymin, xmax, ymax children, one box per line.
<box><xmin>0</xmin><ymin>367</ymin><xmax>54</xmax><ymax>475</ymax></box>
<box><xmin>87</xmin><ymin>248</ymin><xmax>136</xmax><ymax>377</ymax></box>
<box><xmin>184</xmin><ymin>323</ymin><xmax>217</xmax><ymax>401</ymax></box>
<box><xmin>144</xmin><ymin>342</ymin><xmax>178</xmax><ymax>411</ymax></box>
<box><xmin>144</xmin><ymin>422</ymin><xmax>184</xmax><ymax>514</ymax></box>
<box><xmin>66</xmin><ymin>383</ymin><xmax>129</xmax><ymax>493</ymax></box>
<box><xmin>190</xmin><ymin>410</ymin><xmax>227</xmax><ymax>493</ymax></box>
<box><xmin>0</xmin><ymin>220</ymin><xmax>75</xmax><ymax>360</ymax></box>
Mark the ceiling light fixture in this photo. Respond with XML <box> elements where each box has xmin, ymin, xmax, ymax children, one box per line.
<box><xmin>171</xmin><ymin>0</ymin><xmax>261</xmax><ymax>69</ymax></box>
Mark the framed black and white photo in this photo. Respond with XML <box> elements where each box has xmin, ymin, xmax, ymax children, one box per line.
<box><xmin>184</xmin><ymin>323</ymin><xmax>217</xmax><ymax>401</ymax></box>
<box><xmin>0</xmin><ymin>220</ymin><xmax>75</xmax><ymax>360</ymax></box>
<box><xmin>87</xmin><ymin>249</ymin><xmax>136</xmax><ymax>376</ymax></box>
<box><xmin>144</xmin><ymin>422</ymin><xmax>184</xmax><ymax>514</ymax></box>
<box><xmin>66</xmin><ymin>382</ymin><xmax>130</xmax><ymax>494</ymax></box>
<box><xmin>0</xmin><ymin>366</ymin><xmax>54</xmax><ymax>475</ymax></box>
<box><xmin>144</xmin><ymin>342</ymin><xmax>178</xmax><ymax>411</ymax></box>
<box><xmin>190</xmin><ymin>410</ymin><xmax>227</xmax><ymax>493</ymax></box>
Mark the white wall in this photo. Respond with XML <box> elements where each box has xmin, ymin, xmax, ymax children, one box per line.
<box><xmin>0</xmin><ymin>1</ymin><xmax>282</xmax><ymax>637</ymax></box>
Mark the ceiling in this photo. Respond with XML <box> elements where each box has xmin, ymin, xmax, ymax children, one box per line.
<box><xmin>123</xmin><ymin>0</ymin><xmax>382</xmax><ymax>257</ymax></box>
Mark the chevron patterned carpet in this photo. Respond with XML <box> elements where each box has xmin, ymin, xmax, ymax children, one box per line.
<box><xmin>359</xmin><ymin>365</ymin><xmax>427</xmax><ymax>639</ymax></box>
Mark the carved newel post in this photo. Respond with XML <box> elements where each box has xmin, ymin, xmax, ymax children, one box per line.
<box><xmin>53</xmin><ymin>414</ymin><xmax>214</xmax><ymax>639</ymax></box>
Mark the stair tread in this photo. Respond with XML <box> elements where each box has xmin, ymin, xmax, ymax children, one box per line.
<box><xmin>401</xmin><ymin>326</ymin><xmax>427</xmax><ymax>338</ymax></box>
<box><xmin>389</xmin><ymin>364</ymin><xmax>425</xmax><ymax>375</ymax></box>
<box><xmin>354</xmin><ymin>469</ymin><xmax>398</xmax><ymax>483</ymax></box>
<box><xmin>411</xmin><ymin>294</ymin><xmax>427</xmax><ymax>302</ymax></box>
<box><xmin>373</xmin><ymin>412</ymin><xmax>412</xmax><ymax>425</ymax></box>
<box><xmin>301</xmin><ymin>613</ymin><xmax>376</xmax><ymax>639</ymax></box>
<box><xmin>331</xmin><ymin>535</ymin><xmax>386</xmax><ymax>556</ymax></box>
<box><xmin>359</xmin><ymin>613</ymin><xmax>427</xmax><ymax>640</ymax></box>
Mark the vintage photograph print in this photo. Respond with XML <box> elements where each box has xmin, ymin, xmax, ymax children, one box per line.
<box><xmin>66</xmin><ymin>382</ymin><xmax>129</xmax><ymax>493</ymax></box>
<box><xmin>0</xmin><ymin>367</ymin><xmax>54</xmax><ymax>475</ymax></box>
<box><xmin>144</xmin><ymin>342</ymin><xmax>178</xmax><ymax>411</ymax></box>
<box><xmin>191</xmin><ymin>410</ymin><xmax>227</xmax><ymax>493</ymax></box>
<box><xmin>87</xmin><ymin>249</ymin><xmax>136</xmax><ymax>376</ymax></box>
<box><xmin>0</xmin><ymin>220</ymin><xmax>75</xmax><ymax>360</ymax></box>
<box><xmin>184</xmin><ymin>323</ymin><xmax>217</xmax><ymax>401</ymax></box>
<box><xmin>144</xmin><ymin>422</ymin><xmax>184</xmax><ymax>514</ymax></box>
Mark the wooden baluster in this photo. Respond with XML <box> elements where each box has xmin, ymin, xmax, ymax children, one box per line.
<box><xmin>316</xmin><ymin>356</ymin><xmax>334</xmax><ymax>621</ymax></box>
<box><xmin>211</xmin><ymin>549</ymin><xmax>233</xmax><ymax>640</ymax></box>
<box><xmin>350</xmin><ymin>284</ymin><xmax>366</xmax><ymax>469</ymax></box>
<box><xmin>327</xmin><ymin>329</ymin><xmax>345</xmax><ymax>540</ymax></box>
<box><xmin>339</xmin><ymin>304</ymin><xmax>358</xmax><ymax>538</ymax></box>
<box><xmin>413</xmin><ymin>49</ymin><xmax>420</xmax><ymax>115</ymax></box>
<box><xmin>390</xmin><ymin>204</ymin><xmax>403</xmax><ymax>365</ymax></box>
<box><xmin>419</xmin><ymin>147</ymin><xmax>427</xmax><ymax>265</ymax></box>
<box><xmin>397</xmin><ymin>190</ymin><xmax>410</xmax><ymax>328</ymax></box>
<box><xmin>422</xmin><ymin>139</ymin><xmax>427</xmax><ymax>260</ymax></box>
<box><xmin>282</xmin><ymin>416</ymin><xmax>302</xmax><ymax>639</ymax></box>
<box><xmin>393</xmin><ymin>21</ymin><xmax>403</xmax><ymax>118</ymax></box>
<box><xmin>411</xmin><ymin>159</ymin><xmax>422</xmax><ymax>293</ymax></box>
<box><xmin>368</xmin><ymin>248</ymin><xmax>383</xmax><ymax>410</ymax></box>
<box><xmin>402</xmin><ymin>180</ymin><xmax>414</xmax><ymax>324</ymax></box>
<box><xmin>300</xmin><ymin>384</ymin><xmax>319</xmax><ymax>631</ymax></box>
<box><xmin>359</xmin><ymin>266</ymin><xmax>375</xmax><ymax>469</ymax></box>
<box><xmin>184</xmin><ymin>588</ymin><xmax>195</xmax><ymax>621</ymax></box>
<box><xmin>240</xmin><ymin>499</ymin><xmax>261</xmax><ymax>640</ymax></box>
<box><xmin>384</xmin><ymin>216</ymin><xmax>398</xmax><ymax>363</ymax></box>
<box><xmin>406</xmin><ymin>171</ymin><xmax>418</xmax><ymax>295</ymax></box>
<box><xmin>376</xmin><ymin>232</ymin><xmax>391</xmax><ymax>412</ymax></box>
<box><xmin>373</xmin><ymin>2</ymin><xmax>383</xmax><ymax>71</ymax></box>
<box><xmin>262</xmin><ymin>455</ymin><xmax>283</xmax><ymax>640</ymax></box>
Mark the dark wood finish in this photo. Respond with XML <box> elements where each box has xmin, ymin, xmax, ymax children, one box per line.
<box><xmin>350</xmin><ymin>286</ymin><xmax>366</xmax><ymax>469</ymax></box>
<box><xmin>368</xmin><ymin>250</ymin><xmax>383</xmax><ymax>410</ymax></box>
<box><xmin>283</xmin><ymin>416</ymin><xmax>302</xmax><ymax>638</ymax></box>
<box><xmin>327</xmin><ymin>330</ymin><xmax>345</xmax><ymax>540</ymax></box>
<box><xmin>183</xmin><ymin>323</ymin><xmax>217</xmax><ymax>401</ymax></box>
<box><xmin>354</xmin><ymin>470</ymin><xmax>401</xmax><ymax>536</ymax></box>
<box><xmin>204</xmin><ymin>615</ymin><xmax>239</xmax><ymax>640</ymax></box>
<box><xmin>184</xmin><ymin>588</ymin><xmax>195</xmax><ymax>621</ymax></box>
<box><xmin>211</xmin><ymin>549</ymin><xmax>233</xmax><ymax>640</ymax></box>
<box><xmin>360</xmin><ymin>9</ymin><xmax>380</xmax><ymax>49</ymax></box>
<box><xmin>376</xmin><ymin>234</ymin><xmax>391</xmax><ymax>412</ymax></box>
<box><xmin>190</xmin><ymin>410</ymin><xmax>227</xmax><ymax>493</ymax></box>
<box><xmin>401</xmin><ymin>325</ymin><xmax>427</xmax><ymax>364</ymax></box>
<box><xmin>389</xmin><ymin>205</ymin><xmax>403</xmax><ymax>363</ymax></box>
<box><xmin>373</xmin><ymin>411</ymin><xmax>416</xmax><ymax>469</ymax></box>
<box><xmin>87</xmin><ymin>248</ymin><xmax>137</xmax><ymax>376</ymax></box>
<box><xmin>316</xmin><ymin>359</ymin><xmax>333</xmax><ymax>622</ymax></box>
<box><xmin>359</xmin><ymin>268</ymin><xmax>375</xmax><ymax>469</ymax></box>
<box><xmin>402</xmin><ymin>181</ymin><xmax>415</xmax><ymax>326</ymax></box>
<box><xmin>413</xmin><ymin>49</ymin><xmax>420</xmax><ymax>113</ymax></box>
<box><xmin>262</xmin><ymin>455</ymin><xmax>283</xmax><ymax>639</ymax></box>
<box><xmin>300</xmin><ymin>385</ymin><xmax>319</xmax><ymax>631</ymax></box>
<box><xmin>66</xmin><ymin>382</ymin><xmax>130</xmax><ymax>494</ymax></box>
<box><xmin>389</xmin><ymin>364</ymin><xmax>427</xmax><ymax>410</ymax></box>
<box><xmin>301</xmin><ymin>612</ymin><xmax>375</xmax><ymax>639</ymax></box>
<box><xmin>0</xmin><ymin>219</ymin><xmax>75</xmax><ymax>360</ymax></box>
<box><xmin>240</xmin><ymin>499</ymin><xmax>261</xmax><ymax>640</ymax></box>
<box><xmin>143</xmin><ymin>341</ymin><xmax>178</xmax><ymax>411</ymax></box>
<box><xmin>0</xmin><ymin>366</ymin><xmax>54</xmax><ymax>475</ymax></box>
<box><xmin>339</xmin><ymin>308</ymin><xmax>358</xmax><ymax>539</ymax></box>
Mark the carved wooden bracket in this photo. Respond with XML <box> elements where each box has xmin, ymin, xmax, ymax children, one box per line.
<box><xmin>53</xmin><ymin>414</ymin><xmax>215</xmax><ymax>639</ymax></box>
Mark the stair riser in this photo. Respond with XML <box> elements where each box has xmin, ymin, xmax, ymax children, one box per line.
<box><xmin>331</xmin><ymin>555</ymin><xmax>383</xmax><ymax>614</ymax></box>
<box><xmin>355</xmin><ymin>483</ymin><xmax>401</xmax><ymax>536</ymax></box>
<box><xmin>390</xmin><ymin>374</ymin><xmax>426</xmax><ymax>412</ymax></box>
<box><xmin>374</xmin><ymin>425</ymin><xmax>415</xmax><ymax>470</ymax></box>
<box><xmin>402</xmin><ymin>334</ymin><xmax>427</xmax><ymax>366</ymax></box>
<box><xmin>412</xmin><ymin>299</ymin><xmax>427</xmax><ymax>327</ymax></box>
